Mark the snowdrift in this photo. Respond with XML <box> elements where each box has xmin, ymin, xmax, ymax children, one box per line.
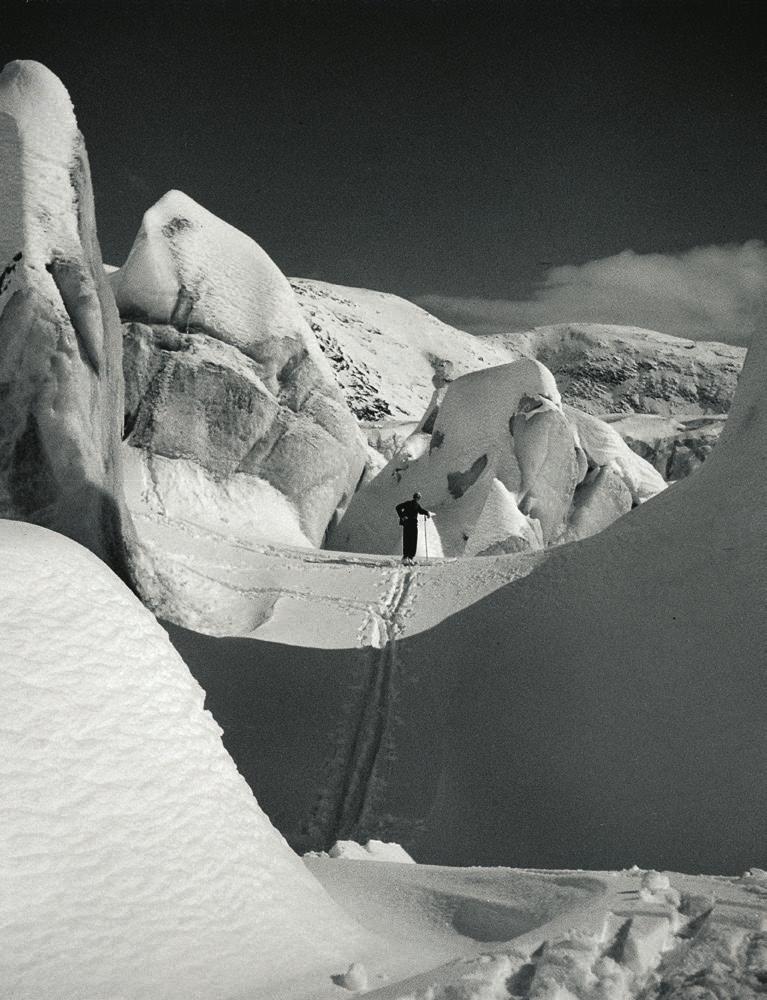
<box><xmin>0</xmin><ymin>521</ymin><xmax>369</xmax><ymax>1000</ymax></box>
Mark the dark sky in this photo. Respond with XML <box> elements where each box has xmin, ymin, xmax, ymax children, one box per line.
<box><xmin>3</xmin><ymin>0</ymin><xmax>766</xmax><ymax>302</ymax></box>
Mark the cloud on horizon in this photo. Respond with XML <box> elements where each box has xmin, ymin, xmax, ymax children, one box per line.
<box><xmin>418</xmin><ymin>241</ymin><xmax>767</xmax><ymax>346</ymax></box>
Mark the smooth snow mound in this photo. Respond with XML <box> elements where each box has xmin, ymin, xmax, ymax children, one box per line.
<box><xmin>0</xmin><ymin>521</ymin><xmax>367</xmax><ymax>1000</ymax></box>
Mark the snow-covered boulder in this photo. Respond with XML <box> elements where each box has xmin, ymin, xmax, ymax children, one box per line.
<box><xmin>113</xmin><ymin>191</ymin><xmax>367</xmax><ymax>549</ymax></box>
<box><xmin>0</xmin><ymin>520</ymin><xmax>369</xmax><ymax>1000</ymax></box>
<box><xmin>329</xmin><ymin>360</ymin><xmax>664</xmax><ymax>557</ymax></box>
<box><xmin>0</xmin><ymin>61</ymin><xmax>136</xmax><ymax>582</ymax></box>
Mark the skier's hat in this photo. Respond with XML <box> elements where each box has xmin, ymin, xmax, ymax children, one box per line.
<box><xmin>413</xmin><ymin>491</ymin><xmax>422</xmax><ymax>499</ymax></box>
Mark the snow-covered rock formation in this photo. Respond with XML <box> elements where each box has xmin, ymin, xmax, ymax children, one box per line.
<box><xmin>0</xmin><ymin>61</ymin><xmax>136</xmax><ymax>582</ymax></box>
<box><xmin>329</xmin><ymin>359</ymin><xmax>665</xmax><ymax>558</ymax></box>
<box><xmin>0</xmin><ymin>520</ymin><xmax>369</xmax><ymax>1000</ymax></box>
<box><xmin>294</xmin><ymin>285</ymin><xmax>744</xmax><ymax>426</ymax></box>
<box><xmin>291</xmin><ymin>283</ymin><xmax>741</xmax><ymax>479</ymax></box>
<box><xmin>499</xmin><ymin>322</ymin><xmax>745</xmax><ymax>417</ymax></box>
<box><xmin>604</xmin><ymin>411</ymin><xmax>727</xmax><ymax>480</ymax></box>
<box><xmin>112</xmin><ymin>192</ymin><xmax>367</xmax><ymax>549</ymax></box>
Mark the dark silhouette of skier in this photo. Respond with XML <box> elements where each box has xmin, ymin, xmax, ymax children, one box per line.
<box><xmin>396</xmin><ymin>491</ymin><xmax>430</xmax><ymax>565</ymax></box>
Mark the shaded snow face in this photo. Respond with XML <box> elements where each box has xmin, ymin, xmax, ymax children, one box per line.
<box><xmin>0</xmin><ymin>521</ymin><xmax>367</xmax><ymax>1000</ymax></box>
<box><xmin>0</xmin><ymin>60</ymin><xmax>136</xmax><ymax>583</ymax></box>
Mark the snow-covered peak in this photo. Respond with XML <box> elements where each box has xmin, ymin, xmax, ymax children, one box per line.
<box><xmin>111</xmin><ymin>190</ymin><xmax>313</xmax><ymax>379</ymax></box>
<box><xmin>0</xmin><ymin>59</ymin><xmax>75</xmax><ymax>121</ymax></box>
<box><xmin>0</xmin><ymin>60</ymin><xmax>80</xmax><ymax>272</ymax></box>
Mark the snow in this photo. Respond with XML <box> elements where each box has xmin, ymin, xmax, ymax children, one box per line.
<box><xmin>0</xmin><ymin>520</ymin><xmax>371</xmax><ymax>1000</ymax></box>
<box><xmin>288</xmin><ymin>283</ymin><xmax>743</xmax><ymax>431</ymax></box>
<box><xmin>0</xmin><ymin>59</ymin><xmax>137</xmax><ymax>584</ymax></box>
<box><xmin>329</xmin><ymin>360</ymin><xmax>663</xmax><ymax>559</ymax></box>
<box><xmin>112</xmin><ymin>190</ymin><xmax>322</xmax><ymax>385</ymax></box>
<box><xmin>329</xmin><ymin>360</ymin><xmax>559</xmax><ymax>557</ymax></box>
<box><xmin>291</xmin><ymin>278</ymin><xmax>514</xmax><ymax>421</ymax></box>
<box><xmin>565</xmin><ymin>405</ymin><xmax>667</xmax><ymax>503</ymax></box>
<box><xmin>325</xmin><ymin>839</ymin><xmax>417</xmax><ymax>863</ymax></box>
<box><xmin>123</xmin><ymin>445</ymin><xmax>314</xmax><ymax>550</ymax></box>
<box><xmin>0</xmin><ymin>60</ymin><xmax>79</xmax><ymax>272</ymax></box>
<box><xmin>2</xmin><ymin>56</ymin><xmax>762</xmax><ymax>1000</ymax></box>
<box><xmin>168</xmin><ymin>325</ymin><xmax>764</xmax><ymax>875</ymax></box>
<box><xmin>489</xmin><ymin>322</ymin><xmax>744</xmax><ymax>417</ymax></box>
<box><xmin>7</xmin><ymin>518</ymin><xmax>756</xmax><ymax>999</ymax></box>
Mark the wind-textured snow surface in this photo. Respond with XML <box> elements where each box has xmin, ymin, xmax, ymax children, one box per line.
<box><xmin>0</xmin><ymin>521</ymin><xmax>369</xmax><ymax>1000</ymax></box>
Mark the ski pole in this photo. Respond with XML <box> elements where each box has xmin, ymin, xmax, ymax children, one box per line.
<box><xmin>423</xmin><ymin>515</ymin><xmax>429</xmax><ymax>559</ymax></box>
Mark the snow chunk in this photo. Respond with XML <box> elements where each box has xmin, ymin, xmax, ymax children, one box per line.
<box><xmin>325</xmin><ymin>839</ymin><xmax>416</xmax><ymax>863</ymax></box>
<box><xmin>335</xmin><ymin>961</ymin><xmax>369</xmax><ymax>991</ymax></box>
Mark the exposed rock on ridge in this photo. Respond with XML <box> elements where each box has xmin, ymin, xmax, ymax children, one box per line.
<box><xmin>291</xmin><ymin>283</ymin><xmax>742</xmax><ymax>480</ymax></box>
<box><xmin>489</xmin><ymin>322</ymin><xmax>745</xmax><ymax>416</ymax></box>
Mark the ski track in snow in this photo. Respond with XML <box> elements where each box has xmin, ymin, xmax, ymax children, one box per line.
<box><xmin>332</xmin><ymin>563</ymin><xmax>418</xmax><ymax>842</ymax></box>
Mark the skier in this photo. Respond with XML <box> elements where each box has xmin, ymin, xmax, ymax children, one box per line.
<box><xmin>396</xmin><ymin>491</ymin><xmax>430</xmax><ymax>565</ymax></box>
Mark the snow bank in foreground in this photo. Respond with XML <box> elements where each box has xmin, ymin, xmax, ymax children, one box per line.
<box><xmin>0</xmin><ymin>521</ymin><xmax>367</xmax><ymax>1000</ymax></box>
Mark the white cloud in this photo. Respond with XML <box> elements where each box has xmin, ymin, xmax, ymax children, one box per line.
<box><xmin>419</xmin><ymin>241</ymin><xmax>767</xmax><ymax>345</ymax></box>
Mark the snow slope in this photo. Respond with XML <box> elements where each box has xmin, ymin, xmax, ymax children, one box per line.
<box><xmin>0</xmin><ymin>521</ymin><xmax>373</xmax><ymax>1000</ymax></box>
<box><xmin>291</xmin><ymin>282</ymin><xmax>740</xmax><ymax>480</ymax></box>
<box><xmin>490</xmin><ymin>322</ymin><xmax>744</xmax><ymax>416</ymax></box>
<box><xmin>8</xmin><ymin>522</ymin><xmax>757</xmax><ymax>1000</ymax></box>
<box><xmin>388</xmin><ymin>327</ymin><xmax>767</xmax><ymax>872</ymax></box>
<box><xmin>291</xmin><ymin>277</ymin><xmax>513</xmax><ymax>421</ymax></box>
<box><xmin>291</xmin><ymin>282</ymin><xmax>743</xmax><ymax>426</ymax></box>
